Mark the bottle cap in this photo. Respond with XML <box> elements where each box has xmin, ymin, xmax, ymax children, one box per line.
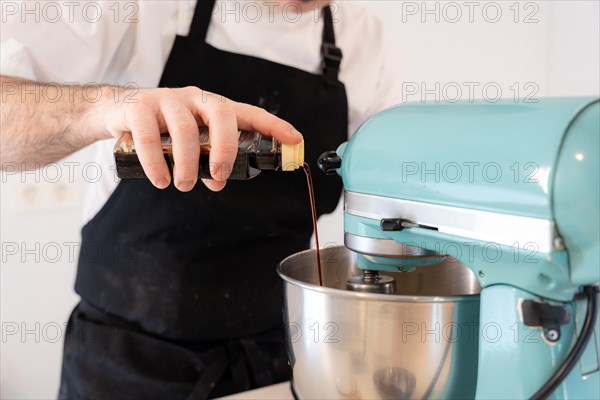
<box><xmin>281</xmin><ymin>140</ymin><xmax>304</xmax><ymax>171</ymax></box>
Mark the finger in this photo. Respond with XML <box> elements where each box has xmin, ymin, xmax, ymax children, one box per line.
<box><xmin>233</xmin><ymin>102</ymin><xmax>303</xmax><ymax>145</ymax></box>
<box><xmin>159</xmin><ymin>98</ymin><xmax>200</xmax><ymax>192</ymax></box>
<box><xmin>201</xmin><ymin>178</ymin><xmax>226</xmax><ymax>192</ymax></box>
<box><xmin>125</xmin><ymin>103</ymin><xmax>171</xmax><ymax>189</ymax></box>
<box><xmin>191</xmin><ymin>95</ymin><xmax>238</xmax><ymax>181</ymax></box>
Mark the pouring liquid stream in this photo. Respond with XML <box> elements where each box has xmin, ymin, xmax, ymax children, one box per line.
<box><xmin>303</xmin><ymin>163</ymin><xmax>323</xmax><ymax>286</ymax></box>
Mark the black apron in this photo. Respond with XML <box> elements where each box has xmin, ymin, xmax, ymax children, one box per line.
<box><xmin>60</xmin><ymin>0</ymin><xmax>347</xmax><ymax>398</ymax></box>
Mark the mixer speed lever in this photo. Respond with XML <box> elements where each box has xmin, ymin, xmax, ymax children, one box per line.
<box><xmin>380</xmin><ymin>218</ymin><xmax>436</xmax><ymax>232</ymax></box>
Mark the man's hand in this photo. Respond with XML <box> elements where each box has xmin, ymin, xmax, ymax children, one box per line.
<box><xmin>98</xmin><ymin>86</ymin><xmax>303</xmax><ymax>192</ymax></box>
<box><xmin>0</xmin><ymin>77</ymin><xmax>303</xmax><ymax>192</ymax></box>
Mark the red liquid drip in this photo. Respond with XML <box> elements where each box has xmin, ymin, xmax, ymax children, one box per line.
<box><xmin>303</xmin><ymin>162</ymin><xmax>323</xmax><ymax>286</ymax></box>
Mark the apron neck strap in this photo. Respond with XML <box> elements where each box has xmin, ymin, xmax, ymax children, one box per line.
<box><xmin>188</xmin><ymin>0</ymin><xmax>217</xmax><ymax>41</ymax></box>
<box><xmin>187</xmin><ymin>0</ymin><xmax>343</xmax><ymax>81</ymax></box>
<box><xmin>320</xmin><ymin>5</ymin><xmax>342</xmax><ymax>80</ymax></box>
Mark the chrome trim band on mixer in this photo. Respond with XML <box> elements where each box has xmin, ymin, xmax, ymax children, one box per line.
<box><xmin>344</xmin><ymin>191</ymin><xmax>557</xmax><ymax>253</ymax></box>
<box><xmin>344</xmin><ymin>233</ymin><xmax>443</xmax><ymax>258</ymax></box>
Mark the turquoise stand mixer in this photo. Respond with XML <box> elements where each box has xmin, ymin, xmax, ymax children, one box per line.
<box><xmin>310</xmin><ymin>97</ymin><xmax>599</xmax><ymax>399</ymax></box>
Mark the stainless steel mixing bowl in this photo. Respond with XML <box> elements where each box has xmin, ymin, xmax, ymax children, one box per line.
<box><xmin>278</xmin><ymin>246</ymin><xmax>482</xmax><ymax>399</ymax></box>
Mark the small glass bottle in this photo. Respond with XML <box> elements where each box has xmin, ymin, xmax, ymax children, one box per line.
<box><xmin>114</xmin><ymin>127</ymin><xmax>304</xmax><ymax>180</ymax></box>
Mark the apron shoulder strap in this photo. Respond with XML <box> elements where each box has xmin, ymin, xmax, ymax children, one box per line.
<box><xmin>188</xmin><ymin>0</ymin><xmax>217</xmax><ymax>40</ymax></box>
<box><xmin>321</xmin><ymin>5</ymin><xmax>343</xmax><ymax>81</ymax></box>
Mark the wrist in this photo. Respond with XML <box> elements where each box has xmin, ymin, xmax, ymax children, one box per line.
<box><xmin>79</xmin><ymin>84</ymin><xmax>141</xmax><ymax>142</ymax></box>
<box><xmin>73</xmin><ymin>84</ymin><xmax>113</xmax><ymax>142</ymax></box>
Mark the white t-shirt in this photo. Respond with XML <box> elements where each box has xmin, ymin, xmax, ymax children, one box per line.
<box><xmin>1</xmin><ymin>1</ymin><xmax>402</xmax><ymax>223</ymax></box>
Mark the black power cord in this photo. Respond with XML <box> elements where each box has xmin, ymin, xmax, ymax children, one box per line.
<box><xmin>530</xmin><ymin>285</ymin><xmax>599</xmax><ymax>400</ymax></box>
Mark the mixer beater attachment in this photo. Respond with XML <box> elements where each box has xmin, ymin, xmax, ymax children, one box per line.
<box><xmin>346</xmin><ymin>270</ymin><xmax>396</xmax><ymax>294</ymax></box>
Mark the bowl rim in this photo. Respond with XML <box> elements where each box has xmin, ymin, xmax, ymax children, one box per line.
<box><xmin>277</xmin><ymin>248</ymin><xmax>481</xmax><ymax>303</ymax></box>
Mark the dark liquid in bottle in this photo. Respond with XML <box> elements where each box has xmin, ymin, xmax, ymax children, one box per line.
<box><xmin>303</xmin><ymin>163</ymin><xmax>323</xmax><ymax>286</ymax></box>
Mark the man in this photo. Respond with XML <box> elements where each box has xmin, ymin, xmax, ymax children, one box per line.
<box><xmin>1</xmin><ymin>0</ymin><xmax>401</xmax><ymax>397</ymax></box>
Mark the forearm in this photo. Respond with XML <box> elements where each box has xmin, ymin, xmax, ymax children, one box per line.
<box><xmin>0</xmin><ymin>75</ymin><xmax>112</xmax><ymax>169</ymax></box>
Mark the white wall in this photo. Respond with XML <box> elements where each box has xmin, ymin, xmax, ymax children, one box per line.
<box><xmin>1</xmin><ymin>1</ymin><xmax>599</xmax><ymax>399</ymax></box>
